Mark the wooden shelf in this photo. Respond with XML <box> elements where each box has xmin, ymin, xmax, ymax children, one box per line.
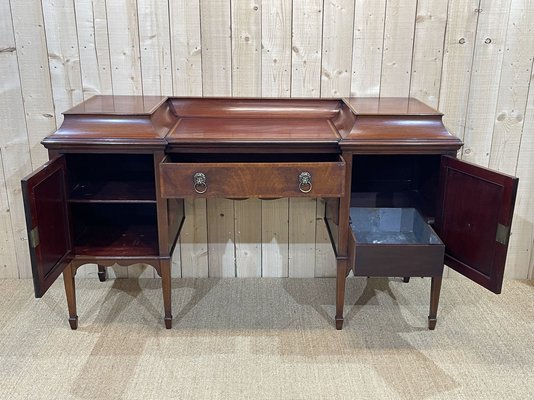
<box><xmin>69</xmin><ymin>180</ymin><xmax>156</xmax><ymax>203</ymax></box>
<box><xmin>73</xmin><ymin>222</ymin><xmax>159</xmax><ymax>257</ymax></box>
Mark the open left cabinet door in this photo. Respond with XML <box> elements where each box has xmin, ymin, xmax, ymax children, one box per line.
<box><xmin>436</xmin><ymin>156</ymin><xmax>518</xmax><ymax>294</ymax></box>
<box><xmin>21</xmin><ymin>156</ymin><xmax>72</xmax><ymax>297</ymax></box>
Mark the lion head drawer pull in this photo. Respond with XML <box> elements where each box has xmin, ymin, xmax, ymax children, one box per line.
<box><xmin>298</xmin><ymin>171</ymin><xmax>312</xmax><ymax>193</ymax></box>
<box><xmin>193</xmin><ymin>172</ymin><xmax>207</xmax><ymax>194</ymax></box>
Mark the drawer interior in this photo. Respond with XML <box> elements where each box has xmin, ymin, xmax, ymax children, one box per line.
<box><xmin>165</xmin><ymin>153</ymin><xmax>340</xmax><ymax>163</ymax></box>
<box><xmin>350</xmin><ymin>207</ymin><xmax>442</xmax><ymax>246</ymax></box>
<box><xmin>349</xmin><ymin>207</ymin><xmax>444</xmax><ymax>277</ymax></box>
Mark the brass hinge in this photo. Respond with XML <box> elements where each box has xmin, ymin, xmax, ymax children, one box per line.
<box><xmin>29</xmin><ymin>227</ymin><xmax>40</xmax><ymax>248</ymax></box>
<box><xmin>496</xmin><ymin>224</ymin><xmax>510</xmax><ymax>246</ymax></box>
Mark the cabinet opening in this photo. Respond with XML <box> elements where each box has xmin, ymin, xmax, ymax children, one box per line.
<box><xmin>166</xmin><ymin>153</ymin><xmax>340</xmax><ymax>163</ymax></box>
<box><xmin>71</xmin><ymin>203</ymin><xmax>158</xmax><ymax>257</ymax></box>
<box><xmin>65</xmin><ymin>153</ymin><xmax>156</xmax><ymax>203</ymax></box>
<box><xmin>351</xmin><ymin>155</ymin><xmax>441</xmax><ymax>220</ymax></box>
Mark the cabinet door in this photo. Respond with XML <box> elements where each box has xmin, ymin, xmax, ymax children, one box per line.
<box><xmin>21</xmin><ymin>156</ymin><xmax>72</xmax><ymax>297</ymax></box>
<box><xmin>436</xmin><ymin>156</ymin><xmax>518</xmax><ymax>294</ymax></box>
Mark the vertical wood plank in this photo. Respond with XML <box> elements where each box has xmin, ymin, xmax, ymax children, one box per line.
<box><xmin>42</xmin><ymin>0</ymin><xmax>84</xmax><ymax>126</ymax></box>
<box><xmin>207</xmin><ymin>198</ymin><xmax>235</xmax><ymax>277</ymax></box>
<box><xmin>231</xmin><ymin>1</ymin><xmax>262</xmax><ymax>277</ymax></box>
<box><xmin>291</xmin><ymin>0</ymin><xmax>323</xmax><ymax>97</ymax></box>
<box><xmin>235</xmin><ymin>199</ymin><xmax>261</xmax><ymax>277</ymax></box>
<box><xmin>489</xmin><ymin>0</ymin><xmax>534</xmax><ymax>175</ymax></box>
<box><xmin>260</xmin><ymin>1</ymin><xmax>291</xmax><ymax>278</ymax></box>
<box><xmin>462</xmin><ymin>0</ymin><xmax>512</xmax><ymax>166</ymax></box>
<box><xmin>410</xmin><ymin>0</ymin><xmax>448</xmax><ymax>108</ymax></box>
<box><xmin>0</xmin><ymin>150</ymin><xmax>19</xmax><ymax>278</ymax></box>
<box><xmin>138</xmin><ymin>0</ymin><xmax>173</xmax><ymax>96</ymax></box>
<box><xmin>261</xmin><ymin>0</ymin><xmax>291</xmax><ymax>97</ymax></box>
<box><xmin>489</xmin><ymin>0</ymin><xmax>534</xmax><ymax>279</ymax></box>
<box><xmin>232</xmin><ymin>0</ymin><xmax>261</xmax><ymax>96</ymax></box>
<box><xmin>321</xmin><ymin>0</ymin><xmax>355</xmax><ymax>97</ymax></box>
<box><xmin>439</xmin><ymin>0</ymin><xmax>480</xmax><ymax>140</ymax></box>
<box><xmin>74</xmin><ymin>0</ymin><xmax>113</xmax><ymax>99</ymax></box>
<box><xmin>314</xmin><ymin>199</ymin><xmax>335</xmax><ymax>277</ymax></box>
<box><xmin>505</xmin><ymin>59</ymin><xmax>534</xmax><ymax>279</ymax></box>
<box><xmin>10</xmin><ymin>0</ymin><xmax>57</xmax><ymax>168</ymax></box>
<box><xmin>106</xmin><ymin>0</ymin><xmax>143</xmax><ymax>95</ymax></box>
<box><xmin>171</xmin><ymin>235</ymin><xmax>182</xmax><ymax>278</ymax></box>
<box><xmin>288</xmin><ymin>198</ymin><xmax>316</xmax><ymax>277</ymax></box>
<box><xmin>181</xmin><ymin>199</ymin><xmax>209</xmax><ymax>278</ymax></box>
<box><xmin>261</xmin><ymin>199</ymin><xmax>289</xmax><ymax>277</ymax></box>
<box><xmin>199</xmin><ymin>1</ymin><xmax>234</xmax><ymax>278</ymax></box>
<box><xmin>0</xmin><ymin>1</ymin><xmax>30</xmax><ymax>278</ymax></box>
<box><xmin>170</xmin><ymin>0</ymin><xmax>202</xmax><ymax>96</ymax></box>
<box><xmin>351</xmin><ymin>0</ymin><xmax>386</xmax><ymax>96</ymax></box>
<box><xmin>4</xmin><ymin>0</ymin><xmax>47</xmax><ymax>279</ymax></box>
<box><xmin>380</xmin><ymin>0</ymin><xmax>417</xmax><ymax>97</ymax></box>
<box><xmin>200</xmin><ymin>0</ymin><xmax>232</xmax><ymax>96</ymax></box>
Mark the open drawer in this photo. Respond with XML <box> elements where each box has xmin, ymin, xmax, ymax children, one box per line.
<box><xmin>349</xmin><ymin>208</ymin><xmax>444</xmax><ymax>277</ymax></box>
<box><xmin>159</xmin><ymin>154</ymin><xmax>346</xmax><ymax>198</ymax></box>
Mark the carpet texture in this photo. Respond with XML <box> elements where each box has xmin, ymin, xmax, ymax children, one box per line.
<box><xmin>0</xmin><ymin>277</ymin><xmax>532</xmax><ymax>399</ymax></box>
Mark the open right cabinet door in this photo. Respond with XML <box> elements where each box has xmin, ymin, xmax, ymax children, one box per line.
<box><xmin>435</xmin><ymin>156</ymin><xmax>518</xmax><ymax>294</ymax></box>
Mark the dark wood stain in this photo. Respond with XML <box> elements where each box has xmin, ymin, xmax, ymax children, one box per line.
<box><xmin>20</xmin><ymin>95</ymin><xmax>518</xmax><ymax>331</ymax></box>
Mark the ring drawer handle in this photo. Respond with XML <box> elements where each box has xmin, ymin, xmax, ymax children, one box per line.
<box><xmin>193</xmin><ymin>172</ymin><xmax>207</xmax><ymax>194</ymax></box>
<box><xmin>298</xmin><ymin>171</ymin><xmax>312</xmax><ymax>193</ymax></box>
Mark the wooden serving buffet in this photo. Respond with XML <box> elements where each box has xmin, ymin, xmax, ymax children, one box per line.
<box><xmin>21</xmin><ymin>96</ymin><xmax>518</xmax><ymax>330</ymax></box>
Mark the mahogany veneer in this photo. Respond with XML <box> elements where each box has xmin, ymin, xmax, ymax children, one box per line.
<box><xmin>21</xmin><ymin>96</ymin><xmax>518</xmax><ymax>331</ymax></box>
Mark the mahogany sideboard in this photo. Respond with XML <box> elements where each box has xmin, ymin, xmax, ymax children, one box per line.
<box><xmin>21</xmin><ymin>96</ymin><xmax>518</xmax><ymax>330</ymax></box>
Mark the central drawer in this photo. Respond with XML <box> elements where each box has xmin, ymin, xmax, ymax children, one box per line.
<box><xmin>160</xmin><ymin>154</ymin><xmax>345</xmax><ymax>198</ymax></box>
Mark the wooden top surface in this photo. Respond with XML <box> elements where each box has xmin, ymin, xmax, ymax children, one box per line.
<box><xmin>343</xmin><ymin>97</ymin><xmax>441</xmax><ymax>115</ymax></box>
<box><xmin>64</xmin><ymin>95</ymin><xmax>167</xmax><ymax>115</ymax></box>
<box><xmin>167</xmin><ymin>118</ymin><xmax>339</xmax><ymax>143</ymax></box>
<box><xmin>48</xmin><ymin>96</ymin><xmax>462</xmax><ymax>152</ymax></box>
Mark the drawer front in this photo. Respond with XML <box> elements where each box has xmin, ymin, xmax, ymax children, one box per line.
<box><xmin>349</xmin><ymin>230</ymin><xmax>445</xmax><ymax>277</ymax></box>
<box><xmin>160</xmin><ymin>157</ymin><xmax>345</xmax><ymax>198</ymax></box>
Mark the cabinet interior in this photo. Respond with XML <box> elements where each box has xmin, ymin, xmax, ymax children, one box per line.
<box><xmin>351</xmin><ymin>155</ymin><xmax>441</xmax><ymax>221</ymax></box>
<box><xmin>66</xmin><ymin>153</ymin><xmax>156</xmax><ymax>203</ymax></box>
<box><xmin>65</xmin><ymin>153</ymin><xmax>159</xmax><ymax>257</ymax></box>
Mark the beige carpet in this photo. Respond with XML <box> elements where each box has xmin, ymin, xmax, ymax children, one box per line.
<box><xmin>0</xmin><ymin>277</ymin><xmax>532</xmax><ymax>400</ymax></box>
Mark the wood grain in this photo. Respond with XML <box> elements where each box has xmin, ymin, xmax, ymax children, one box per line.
<box><xmin>170</xmin><ymin>0</ymin><xmax>202</xmax><ymax>96</ymax></box>
<box><xmin>106</xmin><ymin>0</ymin><xmax>143</xmax><ymax>95</ymax></box>
<box><xmin>291</xmin><ymin>0</ymin><xmax>323</xmax><ymax>97</ymax></box>
<box><xmin>138</xmin><ymin>0</ymin><xmax>173</xmax><ymax>96</ymax></box>
<box><xmin>232</xmin><ymin>0</ymin><xmax>261</xmax><ymax>97</ymax></box>
<box><xmin>42</xmin><ymin>0</ymin><xmax>84</xmax><ymax>126</ymax></box>
<box><xmin>74</xmin><ymin>0</ymin><xmax>113</xmax><ymax>98</ymax></box>
<box><xmin>351</xmin><ymin>0</ymin><xmax>387</xmax><ymax>97</ymax></box>
<box><xmin>261</xmin><ymin>0</ymin><xmax>291</xmax><ymax>97</ymax></box>
<box><xmin>321</xmin><ymin>0</ymin><xmax>355</xmax><ymax>97</ymax></box>
<box><xmin>380</xmin><ymin>0</ymin><xmax>417</xmax><ymax>97</ymax></box>
<box><xmin>462</xmin><ymin>0</ymin><xmax>513</xmax><ymax>167</ymax></box>
<box><xmin>180</xmin><ymin>199</ymin><xmax>209</xmax><ymax>278</ymax></box>
<box><xmin>0</xmin><ymin>2</ymin><xmax>26</xmax><ymax>278</ymax></box>
<box><xmin>261</xmin><ymin>198</ymin><xmax>289</xmax><ymax>277</ymax></box>
<box><xmin>410</xmin><ymin>0</ymin><xmax>448</xmax><ymax>108</ymax></box>
<box><xmin>200</xmin><ymin>0</ymin><xmax>231</xmax><ymax>96</ymax></box>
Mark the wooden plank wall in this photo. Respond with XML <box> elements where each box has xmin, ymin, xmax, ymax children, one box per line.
<box><xmin>1</xmin><ymin>0</ymin><xmax>533</xmax><ymax>280</ymax></box>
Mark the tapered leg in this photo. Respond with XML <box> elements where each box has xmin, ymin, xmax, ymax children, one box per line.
<box><xmin>63</xmin><ymin>264</ymin><xmax>78</xmax><ymax>330</ymax></box>
<box><xmin>160</xmin><ymin>259</ymin><xmax>172</xmax><ymax>329</ymax></box>
<box><xmin>403</xmin><ymin>277</ymin><xmax>410</xmax><ymax>283</ymax></box>
<box><xmin>97</xmin><ymin>264</ymin><xmax>107</xmax><ymax>282</ymax></box>
<box><xmin>428</xmin><ymin>276</ymin><xmax>442</xmax><ymax>330</ymax></box>
<box><xmin>335</xmin><ymin>259</ymin><xmax>347</xmax><ymax>330</ymax></box>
